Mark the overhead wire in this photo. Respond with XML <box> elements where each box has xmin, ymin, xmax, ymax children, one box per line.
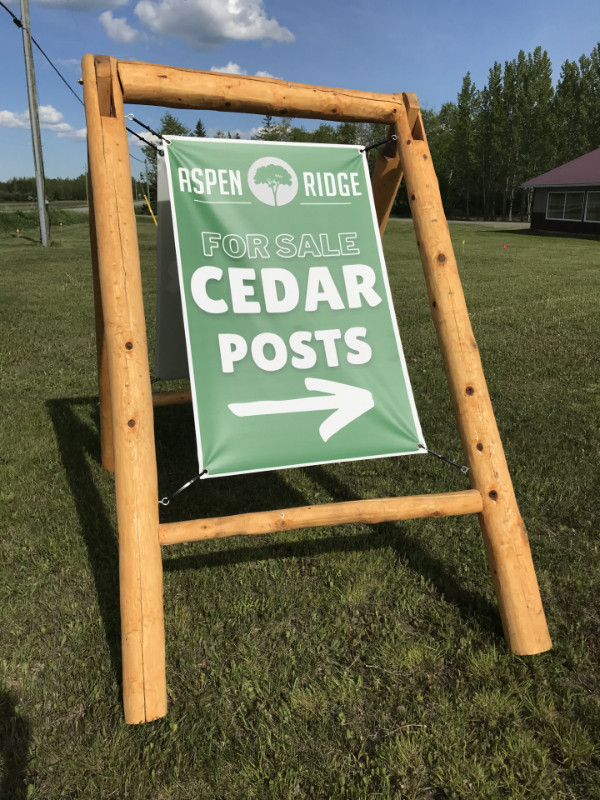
<box><xmin>1</xmin><ymin>0</ymin><xmax>84</xmax><ymax>107</ymax></box>
<box><xmin>1</xmin><ymin>1</ymin><xmax>148</xmax><ymax>168</ymax></box>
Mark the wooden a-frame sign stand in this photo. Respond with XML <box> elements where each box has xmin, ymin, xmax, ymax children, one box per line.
<box><xmin>82</xmin><ymin>54</ymin><xmax>552</xmax><ymax>724</ymax></box>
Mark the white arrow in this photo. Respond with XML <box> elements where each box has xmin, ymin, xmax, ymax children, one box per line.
<box><xmin>228</xmin><ymin>378</ymin><xmax>375</xmax><ymax>442</ymax></box>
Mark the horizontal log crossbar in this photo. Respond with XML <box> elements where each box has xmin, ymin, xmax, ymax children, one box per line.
<box><xmin>118</xmin><ymin>60</ymin><xmax>403</xmax><ymax>123</ymax></box>
<box><xmin>158</xmin><ymin>490</ymin><xmax>483</xmax><ymax>546</ymax></box>
<box><xmin>152</xmin><ymin>389</ymin><xmax>192</xmax><ymax>407</ymax></box>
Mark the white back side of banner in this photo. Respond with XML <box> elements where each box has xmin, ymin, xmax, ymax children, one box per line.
<box><xmin>155</xmin><ymin>154</ymin><xmax>189</xmax><ymax>381</ymax></box>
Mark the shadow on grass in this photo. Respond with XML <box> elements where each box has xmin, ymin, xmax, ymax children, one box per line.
<box><xmin>48</xmin><ymin>396</ymin><xmax>502</xmax><ymax>684</ymax></box>
<box><xmin>46</xmin><ymin>397</ymin><xmax>122</xmax><ymax>690</ymax></box>
<box><xmin>0</xmin><ymin>690</ymin><xmax>31</xmax><ymax>800</ymax></box>
<box><xmin>163</xmin><ymin>462</ymin><xmax>501</xmax><ymax>639</ymax></box>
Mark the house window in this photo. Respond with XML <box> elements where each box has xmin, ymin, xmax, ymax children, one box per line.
<box><xmin>546</xmin><ymin>191</ymin><xmax>585</xmax><ymax>221</ymax></box>
<box><xmin>584</xmin><ymin>191</ymin><xmax>600</xmax><ymax>222</ymax></box>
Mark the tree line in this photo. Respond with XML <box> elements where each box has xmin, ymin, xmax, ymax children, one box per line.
<box><xmin>140</xmin><ymin>42</ymin><xmax>599</xmax><ymax>220</ymax></box>
<box><xmin>0</xmin><ymin>173</ymin><xmax>145</xmax><ymax>204</ymax></box>
<box><xmin>426</xmin><ymin>44</ymin><xmax>600</xmax><ymax>220</ymax></box>
<box><xmin>0</xmin><ymin>174</ymin><xmax>88</xmax><ymax>203</ymax></box>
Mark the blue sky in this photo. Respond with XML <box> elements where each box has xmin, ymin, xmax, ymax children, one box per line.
<box><xmin>1</xmin><ymin>0</ymin><xmax>599</xmax><ymax>182</ymax></box>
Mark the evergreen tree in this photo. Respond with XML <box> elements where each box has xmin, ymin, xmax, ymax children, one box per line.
<box><xmin>518</xmin><ymin>48</ymin><xmax>555</xmax><ymax>218</ymax></box>
<box><xmin>194</xmin><ymin>119</ymin><xmax>206</xmax><ymax>137</ymax></box>
<box><xmin>452</xmin><ymin>73</ymin><xmax>479</xmax><ymax>218</ymax></box>
<box><xmin>254</xmin><ymin>115</ymin><xmax>281</xmax><ymax>140</ymax></box>
<box><xmin>426</xmin><ymin>102</ymin><xmax>458</xmax><ymax>214</ymax></box>
<box><xmin>478</xmin><ymin>62</ymin><xmax>504</xmax><ymax>219</ymax></box>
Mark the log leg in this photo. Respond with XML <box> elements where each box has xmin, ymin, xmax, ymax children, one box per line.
<box><xmin>82</xmin><ymin>54</ymin><xmax>167</xmax><ymax>722</ymax></box>
<box><xmin>395</xmin><ymin>95</ymin><xmax>551</xmax><ymax>655</ymax></box>
<box><xmin>87</xmin><ymin>168</ymin><xmax>114</xmax><ymax>472</ymax></box>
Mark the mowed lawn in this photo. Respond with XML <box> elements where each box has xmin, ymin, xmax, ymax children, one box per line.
<box><xmin>1</xmin><ymin>215</ymin><xmax>599</xmax><ymax>799</ymax></box>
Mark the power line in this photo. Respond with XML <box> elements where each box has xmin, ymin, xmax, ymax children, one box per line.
<box><xmin>2</xmin><ymin>1</ymin><xmax>147</xmax><ymax>168</ymax></box>
<box><xmin>31</xmin><ymin>35</ymin><xmax>84</xmax><ymax>108</ymax></box>
<box><xmin>0</xmin><ymin>1</ymin><xmax>18</xmax><ymax>23</ymax></box>
<box><xmin>1</xmin><ymin>0</ymin><xmax>84</xmax><ymax>107</ymax></box>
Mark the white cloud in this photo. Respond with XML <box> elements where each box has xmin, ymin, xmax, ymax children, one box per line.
<box><xmin>128</xmin><ymin>130</ymin><xmax>161</xmax><ymax>149</ymax></box>
<box><xmin>210</xmin><ymin>61</ymin><xmax>246</xmax><ymax>75</ymax></box>
<box><xmin>0</xmin><ymin>110</ymin><xmax>30</xmax><ymax>129</ymax></box>
<box><xmin>39</xmin><ymin>106</ymin><xmax>64</xmax><ymax>125</ymax></box>
<box><xmin>0</xmin><ymin>105</ymin><xmax>86</xmax><ymax>140</ymax></box>
<box><xmin>99</xmin><ymin>10</ymin><xmax>142</xmax><ymax>43</ymax></box>
<box><xmin>210</xmin><ymin>62</ymin><xmax>276</xmax><ymax>78</ymax></box>
<box><xmin>134</xmin><ymin>0</ymin><xmax>294</xmax><ymax>49</ymax></box>
<box><xmin>57</xmin><ymin>127</ymin><xmax>87</xmax><ymax>140</ymax></box>
<box><xmin>33</xmin><ymin>0</ymin><xmax>127</xmax><ymax>7</ymax></box>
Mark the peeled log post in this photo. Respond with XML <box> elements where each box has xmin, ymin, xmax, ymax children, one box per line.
<box><xmin>82</xmin><ymin>54</ymin><xmax>167</xmax><ymax>722</ymax></box>
<box><xmin>395</xmin><ymin>95</ymin><xmax>551</xmax><ymax>655</ymax></box>
<box><xmin>152</xmin><ymin>389</ymin><xmax>192</xmax><ymax>407</ymax></box>
<box><xmin>87</xmin><ymin>168</ymin><xmax>114</xmax><ymax>472</ymax></box>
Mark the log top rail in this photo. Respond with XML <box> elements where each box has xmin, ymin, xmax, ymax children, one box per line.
<box><xmin>116</xmin><ymin>59</ymin><xmax>406</xmax><ymax>124</ymax></box>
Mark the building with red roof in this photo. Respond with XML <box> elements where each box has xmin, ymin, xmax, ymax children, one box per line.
<box><xmin>522</xmin><ymin>148</ymin><xmax>600</xmax><ymax>234</ymax></box>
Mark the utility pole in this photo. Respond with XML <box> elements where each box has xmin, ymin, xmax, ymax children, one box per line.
<box><xmin>20</xmin><ymin>0</ymin><xmax>50</xmax><ymax>246</ymax></box>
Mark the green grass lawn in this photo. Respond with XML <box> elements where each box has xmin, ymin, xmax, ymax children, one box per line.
<box><xmin>1</xmin><ymin>215</ymin><xmax>599</xmax><ymax>799</ymax></box>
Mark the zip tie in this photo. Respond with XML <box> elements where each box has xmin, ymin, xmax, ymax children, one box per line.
<box><xmin>361</xmin><ymin>134</ymin><xmax>397</xmax><ymax>154</ymax></box>
<box><xmin>419</xmin><ymin>444</ymin><xmax>469</xmax><ymax>475</ymax></box>
<box><xmin>159</xmin><ymin>470</ymin><xmax>208</xmax><ymax>507</ymax></box>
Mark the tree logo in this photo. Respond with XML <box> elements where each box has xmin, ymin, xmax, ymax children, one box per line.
<box><xmin>247</xmin><ymin>157</ymin><xmax>298</xmax><ymax>206</ymax></box>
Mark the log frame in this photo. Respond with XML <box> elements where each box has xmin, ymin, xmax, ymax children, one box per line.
<box><xmin>82</xmin><ymin>56</ymin><xmax>551</xmax><ymax>723</ymax></box>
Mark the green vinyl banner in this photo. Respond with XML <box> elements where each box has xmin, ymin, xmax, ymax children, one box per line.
<box><xmin>164</xmin><ymin>137</ymin><xmax>425</xmax><ymax>478</ymax></box>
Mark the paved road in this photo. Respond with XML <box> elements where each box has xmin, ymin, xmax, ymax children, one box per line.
<box><xmin>390</xmin><ymin>217</ymin><xmax>530</xmax><ymax>229</ymax></box>
<box><xmin>60</xmin><ymin>206</ymin><xmax>531</xmax><ymax>229</ymax></box>
<box><xmin>54</xmin><ymin>200</ymin><xmax>146</xmax><ymax>214</ymax></box>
